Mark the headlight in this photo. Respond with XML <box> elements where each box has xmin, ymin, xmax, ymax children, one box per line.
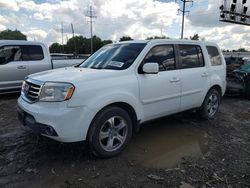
<box><xmin>39</xmin><ymin>82</ymin><xmax>75</xmax><ymax>102</ymax></box>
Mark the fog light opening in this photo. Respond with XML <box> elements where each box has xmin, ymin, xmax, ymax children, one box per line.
<box><xmin>45</xmin><ymin>126</ymin><xmax>55</xmax><ymax>136</ymax></box>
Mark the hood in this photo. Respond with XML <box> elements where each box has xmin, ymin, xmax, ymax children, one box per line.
<box><xmin>240</xmin><ymin>63</ymin><xmax>250</xmax><ymax>73</ymax></box>
<box><xmin>28</xmin><ymin>67</ymin><xmax>120</xmax><ymax>84</ymax></box>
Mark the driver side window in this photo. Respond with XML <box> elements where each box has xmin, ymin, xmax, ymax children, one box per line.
<box><xmin>0</xmin><ymin>46</ymin><xmax>22</xmax><ymax>65</ymax></box>
<box><xmin>144</xmin><ymin>45</ymin><xmax>176</xmax><ymax>71</ymax></box>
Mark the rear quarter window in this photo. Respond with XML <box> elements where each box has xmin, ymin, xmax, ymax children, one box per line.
<box><xmin>21</xmin><ymin>45</ymin><xmax>44</xmax><ymax>61</ymax></box>
<box><xmin>206</xmin><ymin>46</ymin><xmax>222</xmax><ymax>66</ymax></box>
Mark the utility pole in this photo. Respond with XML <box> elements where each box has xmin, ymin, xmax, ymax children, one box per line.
<box><xmin>160</xmin><ymin>27</ymin><xmax>163</xmax><ymax>37</ymax></box>
<box><xmin>61</xmin><ymin>22</ymin><xmax>64</xmax><ymax>53</ymax></box>
<box><xmin>71</xmin><ymin>23</ymin><xmax>77</xmax><ymax>55</ymax></box>
<box><xmin>86</xmin><ymin>5</ymin><xmax>97</xmax><ymax>54</ymax></box>
<box><xmin>178</xmin><ymin>0</ymin><xmax>193</xmax><ymax>39</ymax></box>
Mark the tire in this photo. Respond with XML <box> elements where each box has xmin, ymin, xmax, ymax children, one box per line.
<box><xmin>199</xmin><ymin>88</ymin><xmax>221</xmax><ymax>120</ymax></box>
<box><xmin>246</xmin><ymin>89</ymin><xmax>250</xmax><ymax>100</ymax></box>
<box><xmin>246</xmin><ymin>76</ymin><xmax>250</xmax><ymax>100</ymax></box>
<box><xmin>88</xmin><ymin>106</ymin><xmax>133</xmax><ymax>158</ymax></box>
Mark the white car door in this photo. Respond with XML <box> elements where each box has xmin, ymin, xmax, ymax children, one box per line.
<box><xmin>178</xmin><ymin>44</ymin><xmax>210</xmax><ymax>111</ymax></box>
<box><xmin>137</xmin><ymin>45</ymin><xmax>181</xmax><ymax>121</ymax></box>
<box><xmin>0</xmin><ymin>45</ymin><xmax>28</xmax><ymax>92</ymax></box>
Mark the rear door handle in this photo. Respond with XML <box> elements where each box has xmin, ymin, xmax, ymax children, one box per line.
<box><xmin>17</xmin><ymin>65</ymin><xmax>26</xmax><ymax>69</ymax></box>
<box><xmin>201</xmin><ymin>73</ymin><xmax>208</xmax><ymax>77</ymax></box>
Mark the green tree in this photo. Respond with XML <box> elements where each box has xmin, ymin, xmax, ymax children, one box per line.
<box><xmin>0</xmin><ymin>29</ymin><xmax>27</xmax><ymax>40</ymax></box>
<box><xmin>64</xmin><ymin>36</ymin><xmax>84</xmax><ymax>54</ymax></box>
<box><xmin>190</xmin><ymin>34</ymin><xmax>199</xmax><ymax>40</ymax></box>
<box><xmin>49</xmin><ymin>35</ymin><xmax>113</xmax><ymax>54</ymax></box>
<box><xmin>101</xmin><ymin>39</ymin><xmax>112</xmax><ymax>46</ymax></box>
<box><xmin>237</xmin><ymin>48</ymin><xmax>247</xmax><ymax>52</ymax></box>
<box><xmin>49</xmin><ymin>43</ymin><xmax>62</xmax><ymax>53</ymax></box>
<box><xmin>92</xmin><ymin>35</ymin><xmax>103</xmax><ymax>52</ymax></box>
<box><xmin>91</xmin><ymin>36</ymin><xmax>111</xmax><ymax>52</ymax></box>
<box><xmin>119</xmin><ymin>36</ymin><xmax>133</xmax><ymax>41</ymax></box>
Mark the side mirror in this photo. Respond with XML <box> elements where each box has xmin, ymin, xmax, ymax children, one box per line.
<box><xmin>142</xmin><ymin>62</ymin><xmax>159</xmax><ymax>74</ymax></box>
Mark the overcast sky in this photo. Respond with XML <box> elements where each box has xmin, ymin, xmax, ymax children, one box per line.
<box><xmin>0</xmin><ymin>0</ymin><xmax>250</xmax><ymax>50</ymax></box>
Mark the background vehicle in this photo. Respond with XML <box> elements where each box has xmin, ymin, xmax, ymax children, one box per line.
<box><xmin>226</xmin><ymin>61</ymin><xmax>250</xmax><ymax>99</ymax></box>
<box><xmin>50</xmin><ymin>53</ymin><xmax>90</xmax><ymax>60</ymax></box>
<box><xmin>225</xmin><ymin>57</ymin><xmax>250</xmax><ymax>99</ymax></box>
<box><xmin>0</xmin><ymin>40</ymin><xmax>85</xmax><ymax>94</ymax></box>
<box><xmin>17</xmin><ymin>40</ymin><xmax>226</xmax><ymax>158</ymax></box>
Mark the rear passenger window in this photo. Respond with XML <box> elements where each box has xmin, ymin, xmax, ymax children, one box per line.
<box><xmin>206</xmin><ymin>46</ymin><xmax>221</xmax><ymax>66</ymax></box>
<box><xmin>144</xmin><ymin>45</ymin><xmax>175</xmax><ymax>71</ymax></box>
<box><xmin>21</xmin><ymin>45</ymin><xmax>44</xmax><ymax>61</ymax></box>
<box><xmin>179</xmin><ymin>45</ymin><xmax>204</xmax><ymax>69</ymax></box>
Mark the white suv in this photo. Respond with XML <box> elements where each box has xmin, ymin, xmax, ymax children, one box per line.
<box><xmin>17</xmin><ymin>40</ymin><xmax>226</xmax><ymax>157</ymax></box>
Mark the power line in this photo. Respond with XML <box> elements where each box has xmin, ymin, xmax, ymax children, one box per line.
<box><xmin>178</xmin><ymin>0</ymin><xmax>194</xmax><ymax>39</ymax></box>
<box><xmin>86</xmin><ymin>5</ymin><xmax>97</xmax><ymax>54</ymax></box>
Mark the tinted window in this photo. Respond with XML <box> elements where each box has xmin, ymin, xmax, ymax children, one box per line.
<box><xmin>179</xmin><ymin>45</ymin><xmax>204</xmax><ymax>69</ymax></box>
<box><xmin>0</xmin><ymin>46</ymin><xmax>22</xmax><ymax>65</ymax></box>
<box><xmin>22</xmin><ymin>45</ymin><xmax>44</xmax><ymax>61</ymax></box>
<box><xmin>80</xmin><ymin>43</ymin><xmax>146</xmax><ymax>70</ymax></box>
<box><xmin>206</xmin><ymin>46</ymin><xmax>221</xmax><ymax>66</ymax></box>
<box><xmin>144</xmin><ymin>45</ymin><xmax>175</xmax><ymax>71</ymax></box>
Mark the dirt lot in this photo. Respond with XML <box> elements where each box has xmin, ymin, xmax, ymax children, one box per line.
<box><xmin>0</xmin><ymin>94</ymin><xmax>250</xmax><ymax>188</ymax></box>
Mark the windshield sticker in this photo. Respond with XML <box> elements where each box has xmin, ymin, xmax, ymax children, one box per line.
<box><xmin>108</xmin><ymin>61</ymin><xmax>124</xmax><ymax>68</ymax></box>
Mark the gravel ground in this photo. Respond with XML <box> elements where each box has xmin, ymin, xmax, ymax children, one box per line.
<box><xmin>0</xmin><ymin>93</ymin><xmax>249</xmax><ymax>188</ymax></box>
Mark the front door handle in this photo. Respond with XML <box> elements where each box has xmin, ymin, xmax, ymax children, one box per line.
<box><xmin>170</xmin><ymin>77</ymin><xmax>180</xmax><ymax>83</ymax></box>
<box><xmin>17</xmin><ymin>65</ymin><xmax>26</xmax><ymax>69</ymax></box>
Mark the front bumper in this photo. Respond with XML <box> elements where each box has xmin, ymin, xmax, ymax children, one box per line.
<box><xmin>17</xmin><ymin>106</ymin><xmax>58</xmax><ymax>136</ymax></box>
<box><xmin>17</xmin><ymin>97</ymin><xmax>95</xmax><ymax>142</ymax></box>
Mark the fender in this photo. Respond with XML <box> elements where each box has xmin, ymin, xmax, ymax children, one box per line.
<box><xmin>68</xmin><ymin>88</ymin><xmax>143</xmax><ymax>122</ymax></box>
<box><xmin>87</xmin><ymin>91</ymin><xmax>142</xmax><ymax>121</ymax></box>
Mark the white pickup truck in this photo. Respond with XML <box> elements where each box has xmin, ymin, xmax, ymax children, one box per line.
<box><xmin>17</xmin><ymin>40</ymin><xmax>226</xmax><ymax>158</ymax></box>
<box><xmin>0</xmin><ymin>40</ymin><xmax>85</xmax><ymax>94</ymax></box>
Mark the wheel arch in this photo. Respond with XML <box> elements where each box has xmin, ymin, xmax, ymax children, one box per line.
<box><xmin>210</xmin><ymin>85</ymin><xmax>222</xmax><ymax>98</ymax></box>
<box><xmin>87</xmin><ymin>101</ymin><xmax>140</xmax><ymax>142</ymax></box>
<box><xmin>106</xmin><ymin>102</ymin><xmax>140</xmax><ymax>133</ymax></box>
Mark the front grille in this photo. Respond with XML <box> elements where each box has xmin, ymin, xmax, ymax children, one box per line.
<box><xmin>22</xmin><ymin>79</ymin><xmax>43</xmax><ymax>103</ymax></box>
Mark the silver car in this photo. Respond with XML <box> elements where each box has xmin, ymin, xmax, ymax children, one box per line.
<box><xmin>0</xmin><ymin>40</ymin><xmax>85</xmax><ymax>94</ymax></box>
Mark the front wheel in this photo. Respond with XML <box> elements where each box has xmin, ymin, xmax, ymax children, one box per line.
<box><xmin>88</xmin><ymin>107</ymin><xmax>133</xmax><ymax>158</ymax></box>
<box><xmin>199</xmin><ymin>88</ymin><xmax>221</xmax><ymax>120</ymax></box>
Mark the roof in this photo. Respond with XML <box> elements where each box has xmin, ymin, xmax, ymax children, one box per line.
<box><xmin>116</xmin><ymin>39</ymin><xmax>218</xmax><ymax>46</ymax></box>
<box><xmin>0</xmin><ymin>40</ymin><xmax>46</xmax><ymax>46</ymax></box>
<box><xmin>116</xmin><ymin>40</ymin><xmax>148</xmax><ymax>44</ymax></box>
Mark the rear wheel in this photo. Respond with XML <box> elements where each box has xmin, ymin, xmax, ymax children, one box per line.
<box><xmin>199</xmin><ymin>88</ymin><xmax>221</xmax><ymax>120</ymax></box>
<box><xmin>246</xmin><ymin>78</ymin><xmax>250</xmax><ymax>100</ymax></box>
<box><xmin>88</xmin><ymin>107</ymin><xmax>133</xmax><ymax>158</ymax></box>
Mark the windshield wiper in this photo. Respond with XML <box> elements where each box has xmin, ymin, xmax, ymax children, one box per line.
<box><xmin>90</xmin><ymin>67</ymin><xmax>103</xmax><ymax>69</ymax></box>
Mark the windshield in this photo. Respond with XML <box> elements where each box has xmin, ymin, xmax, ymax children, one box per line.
<box><xmin>80</xmin><ymin>43</ymin><xmax>146</xmax><ymax>70</ymax></box>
